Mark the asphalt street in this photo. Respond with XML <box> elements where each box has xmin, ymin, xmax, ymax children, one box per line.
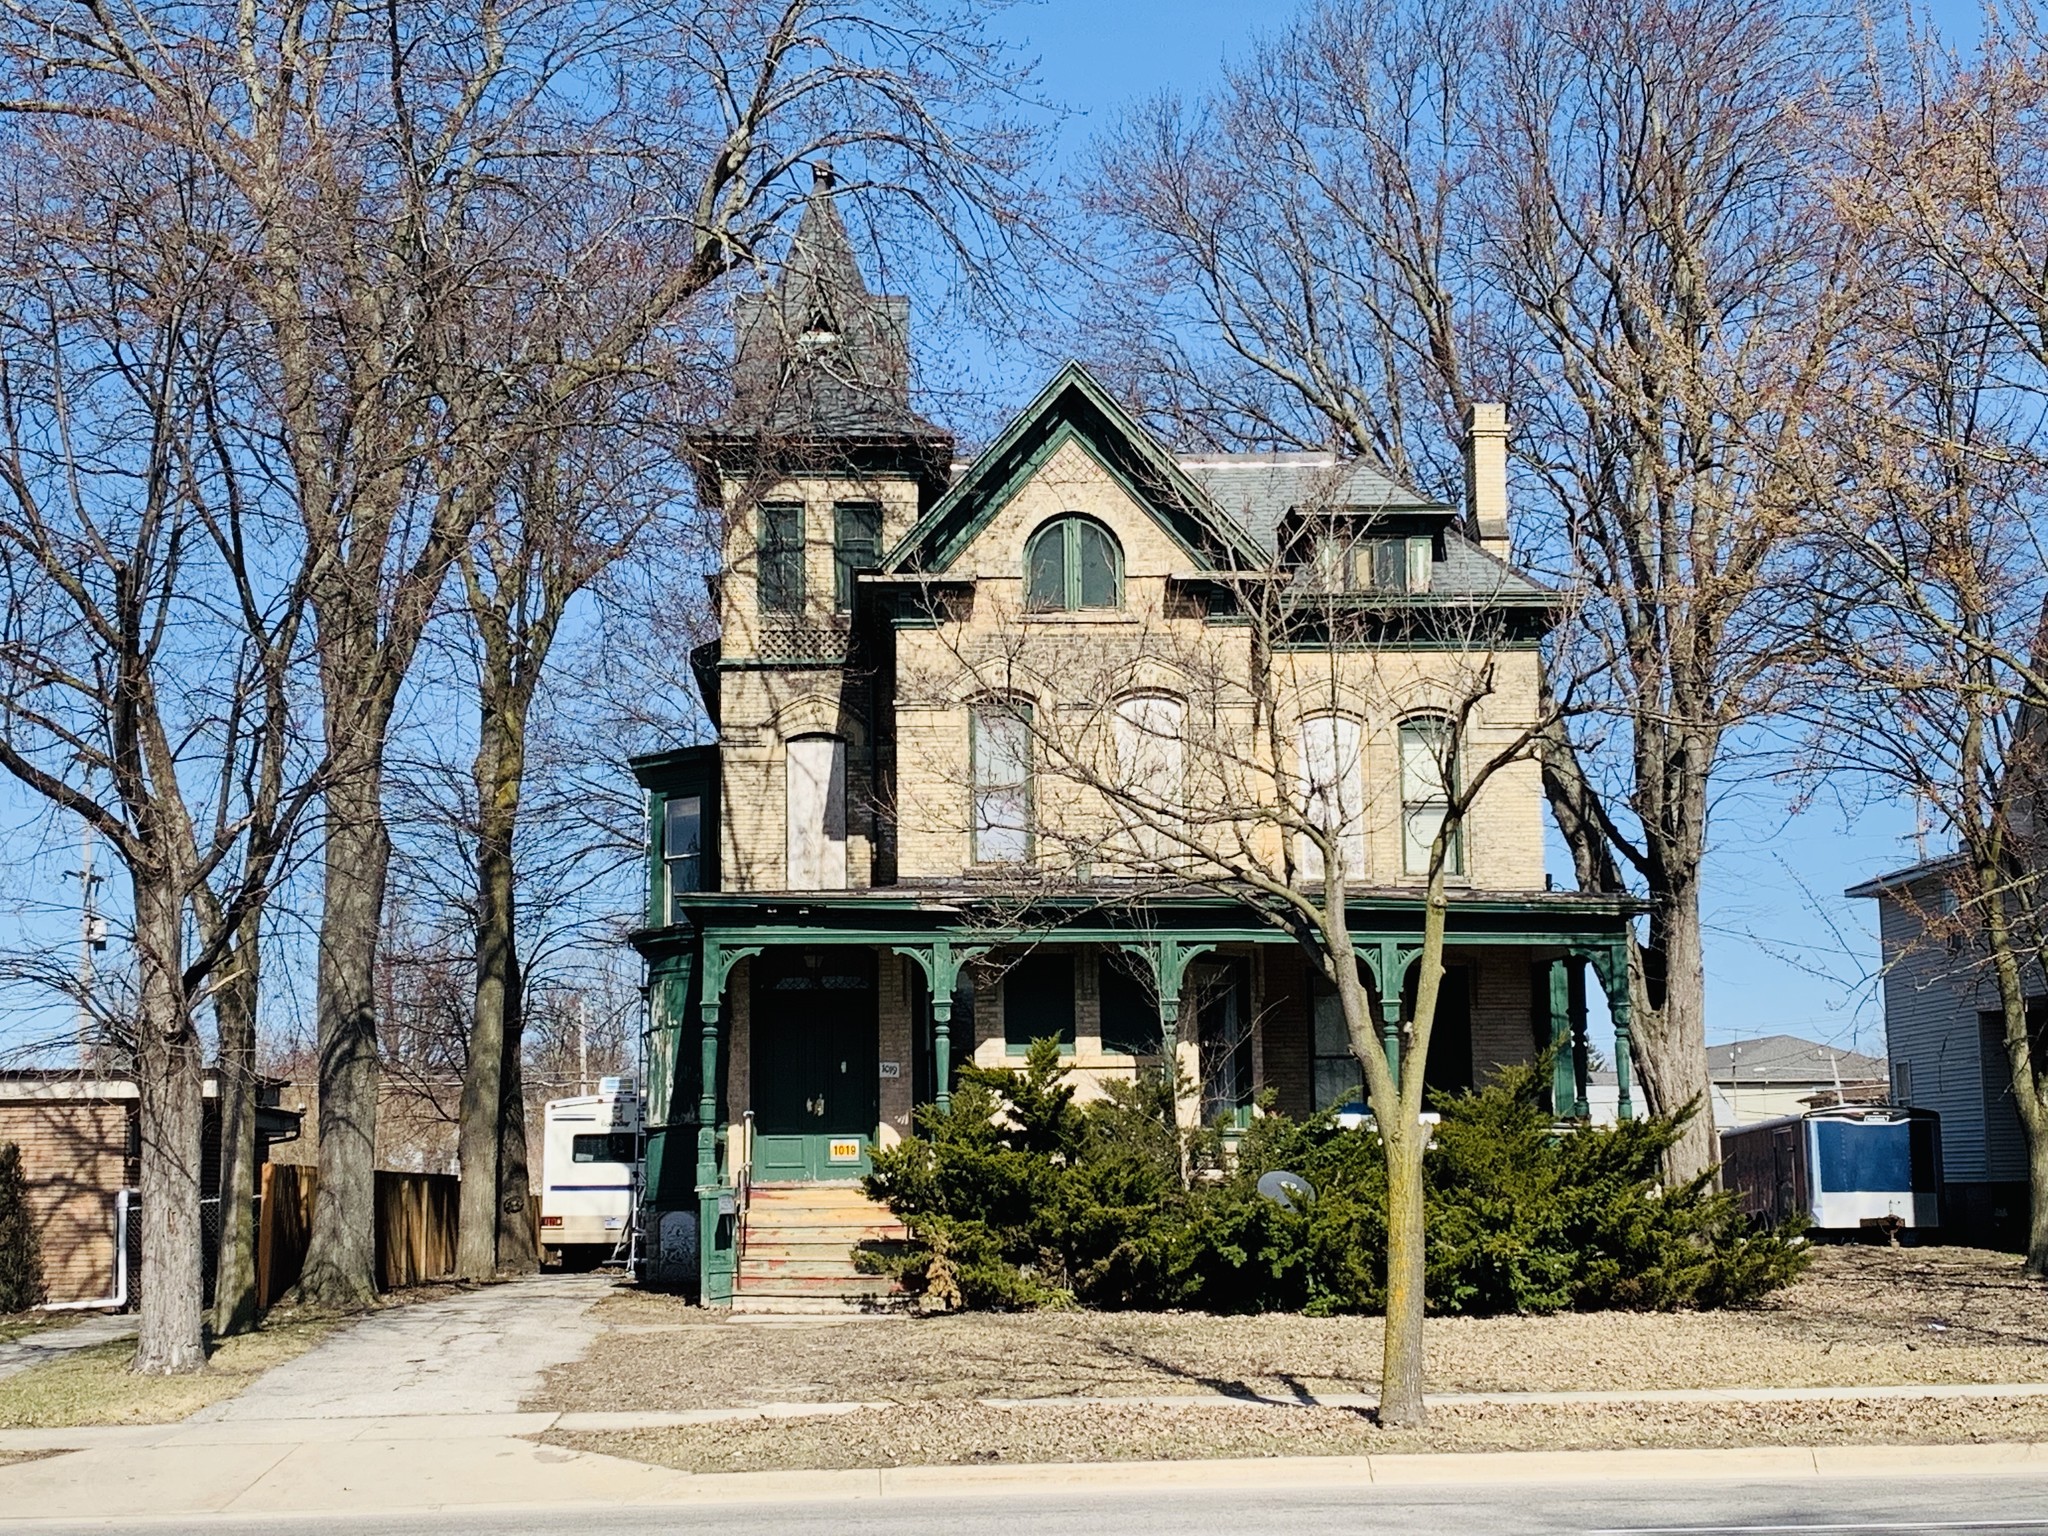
<box><xmin>7</xmin><ymin>1471</ymin><xmax>2047</xmax><ymax>1536</ymax></box>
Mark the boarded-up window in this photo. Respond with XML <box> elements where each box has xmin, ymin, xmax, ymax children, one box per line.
<box><xmin>1024</xmin><ymin>516</ymin><xmax>1122</xmax><ymax>611</ymax></box>
<box><xmin>833</xmin><ymin>502</ymin><xmax>881</xmax><ymax>612</ymax></box>
<box><xmin>785</xmin><ymin>736</ymin><xmax>847</xmax><ymax>889</ymax></box>
<box><xmin>759</xmin><ymin>501</ymin><xmax>804</xmax><ymax>613</ymax></box>
<box><xmin>1297</xmin><ymin>715</ymin><xmax>1364</xmax><ymax>881</ymax></box>
<box><xmin>1400</xmin><ymin>717</ymin><xmax>1461</xmax><ymax>876</ymax></box>
<box><xmin>1114</xmin><ymin>694</ymin><xmax>1184</xmax><ymax>862</ymax></box>
<box><xmin>972</xmin><ymin>705</ymin><xmax>1032</xmax><ymax>864</ymax></box>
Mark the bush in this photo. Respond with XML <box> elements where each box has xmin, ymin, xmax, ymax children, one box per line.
<box><xmin>0</xmin><ymin>1141</ymin><xmax>46</xmax><ymax>1313</ymax></box>
<box><xmin>864</xmin><ymin>1052</ymin><xmax>1808</xmax><ymax>1316</ymax></box>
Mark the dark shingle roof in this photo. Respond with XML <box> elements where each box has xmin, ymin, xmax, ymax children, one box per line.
<box><xmin>1175</xmin><ymin>451</ymin><xmax>1552</xmax><ymax>601</ymax></box>
<box><xmin>1705</xmin><ymin>1035</ymin><xmax>1887</xmax><ymax>1084</ymax></box>
<box><xmin>725</xmin><ymin>166</ymin><xmax>949</xmax><ymax>447</ymax></box>
<box><xmin>1177</xmin><ymin>453</ymin><xmax>1438</xmax><ymax>546</ymax></box>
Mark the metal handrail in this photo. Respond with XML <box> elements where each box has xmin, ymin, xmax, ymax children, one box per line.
<box><xmin>733</xmin><ymin>1110</ymin><xmax>755</xmax><ymax>1263</ymax></box>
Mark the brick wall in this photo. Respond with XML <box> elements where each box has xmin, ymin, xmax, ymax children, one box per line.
<box><xmin>1469</xmin><ymin>949</ymin><xmax>1540</xmax><ymax>1082</ymax></box>
<box><xmin>1260</xmin><ymin>947</ymin><xmax>1314</xmax><ymax>1118</ymax></box>
<box><xmin>0</xmin><ymin>1099</ymin><xmax>130</xmax><ymax>1303</ymax></box>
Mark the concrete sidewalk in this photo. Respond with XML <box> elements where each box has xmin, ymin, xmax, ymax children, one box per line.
<box><xmin>0</xmin><ymin>1417</ymin><xmax>2045</xmax><ymax>1522</ymax></box>
<box><xmin>0</xmin><ymin>1315</ymin><xmax>136</xmax><ymax>1383</ymax></box>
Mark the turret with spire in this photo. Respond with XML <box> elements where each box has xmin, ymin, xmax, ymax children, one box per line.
<box><xmin>707</xmin><ymin>162</ymin><xmax>953</xmax><ymax>499</ymax></box>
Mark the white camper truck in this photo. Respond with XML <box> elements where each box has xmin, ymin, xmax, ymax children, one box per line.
<box><xmin>539</xmin><ymin>1077</ymin><xmax>641</xmax><ymax>1268</ymax></box>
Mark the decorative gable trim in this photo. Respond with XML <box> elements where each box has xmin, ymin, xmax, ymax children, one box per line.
<box><xmin>883</xmin><ymin>362</ymin><xmax>1268</xmax><ymax>575</ymax></box>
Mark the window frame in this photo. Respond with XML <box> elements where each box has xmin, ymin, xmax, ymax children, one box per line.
<box><xmin>1024</xmin><ymin>515</ymin><xmax>1125</xmax><ymax>612</ymax></box>
<box><xmin>663</xmin><ymin>794</ymin><xmax>703</xmax><ymax>919</ymax></box>
<box><xmin>1003</xmin><ymin>951</ymin><xmax>1077</xmax><ymax>1054</ymax></box>
<box><xmin>1297</xmin><ymin>712</ymin><xmax>1366</xmax><ymax>881</ymax></box>
<box><xmin>1113</xmin><ymin>692</ymin><xmax>1185</xmax><ymax>863</ymax></box>
<box><xmin>833</xmin><ymin>501</ymin><xmax>882</xmax><ymax>613</ymax></box>
<box><xmin>1399</xmin><ymin>715</ymin><xmax>1463</xmax><ymax>877</ymax></box>
<box><xmin>758</xmin><ymin>500</ymin><xmax>806</xmax><ymax>614</ymax></box>
<box><xmin>1098</xmin><ymin>952</ymin><xmax>1164</xmax><ymax>1057</ymax></box>
<box><xmin>971</xmin><ymin>701</ymin><xmax>1034</xmax><ymax>866</ymax></box>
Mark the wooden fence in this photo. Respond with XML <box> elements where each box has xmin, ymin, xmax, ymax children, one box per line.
<box><xmin>257</xmin><ymin>1164</ymin><xmax>501</xmax><ymax>1307</ymax></box>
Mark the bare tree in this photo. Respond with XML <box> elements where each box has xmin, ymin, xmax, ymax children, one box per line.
<box><xmin>1797</xmin><ymin>4</ymin><xmax>2048</xmax><ymax>1275</ymax></box>
<box><xmin>1082</xmin><ymin>0</ymin><xmax>1861</xmax><ymax>1180</ymax></box>
<box><xmin>0</xmin><ymin>135</ymin><xmax>318</xmax><ymax>1368</ymax></box>
<box><xmin>0</xmin><ymin>0</ymin><xmax>1045</xmax><ymax>1305</ymax></box>
<box><xmin>897</xmin><ymin>468</ymin><xmax>1569</xmax><ymax>1428</ymax></box>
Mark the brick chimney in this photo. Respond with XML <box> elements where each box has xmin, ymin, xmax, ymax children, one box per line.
<box><xmin>1463</xmin><ymin>402</ymin><xmax>1510</xmax><ymax>562</ymax></box>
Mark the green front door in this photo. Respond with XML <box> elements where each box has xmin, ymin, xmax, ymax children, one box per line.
<box><xmin>751</xmin><ymin>949</ymin><xmax>878</xmax><ymax>1180</ymax></box>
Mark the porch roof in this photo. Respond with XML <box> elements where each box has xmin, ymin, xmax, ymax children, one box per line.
<box><xmin>634</xmin><ymin>886</ymin><xmax>1638</xmax><ymax>958</ymax></box>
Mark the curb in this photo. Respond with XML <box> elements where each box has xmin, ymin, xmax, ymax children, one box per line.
<box><xmin>1</xmin><ymin>1440</ymin><xmax>2045</xmax><ymax>1524</ymax></box>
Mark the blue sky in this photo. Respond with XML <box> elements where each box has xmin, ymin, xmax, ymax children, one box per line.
<box><xmin>0</xmin><ymin>0</ymin><xmax>1994</xmax><ymax>1064</ymax></box>
<box><xmin>975</xmin><ymin>0</ymin><xmax>1993</xmax><ymax>1059</ymax></box>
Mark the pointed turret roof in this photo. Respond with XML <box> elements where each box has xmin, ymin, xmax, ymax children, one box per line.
<box><xmin>724</xmin><ymin>163</ymin><xmax>951</xmax><ymax>457</ymax></box>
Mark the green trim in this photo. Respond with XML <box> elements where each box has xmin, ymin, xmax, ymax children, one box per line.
<box><xmin>883</xmin><ymin>363</ymin><xmax>1267</xmax><ymax>577</ymax></box>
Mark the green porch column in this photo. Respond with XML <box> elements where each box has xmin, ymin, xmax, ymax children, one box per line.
<box><xmin>1547</xmin><ymin>959</ymin><xmax>1573</xmax><ymax>1116</ymax></box>
<box><xmin>931</xmin><ymin>993</ymin><xmax>953</xmax><ymax>1116</ymax></box>
<box><xmin>1568</xmin><ymin>958</ymin><xmax>1591</xmax><ymax>1120</ymax></box>
<box><xmin>1369</xmin><ymin>938</ymin><xmax>1413</xmax><ymax>1095</ymax></box>
<box><xmin>1115</xmin><ymin>938</ymin><xmax>1214</xmax><ymax>1133</ymax></box>
<box><xmin>1587</xmin><ymin>942</ymin><xmax>1634</xmax><ymax>1123</ymax></box>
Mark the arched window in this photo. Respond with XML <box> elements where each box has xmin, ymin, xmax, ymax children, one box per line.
<box><xmin>1399</xmin><ymin>716</ymin><xmax>1462</xmax><ymax>877</ymax></box>
<box><xmin>1297</xmin><ymin>714</ymin><xmax>1365</xmax><ymax>881</ymax></box>
<box><xmin>1025</xmin><ymin>515</ymin><xmax>1123</xmax><ymax>611</ymax></box>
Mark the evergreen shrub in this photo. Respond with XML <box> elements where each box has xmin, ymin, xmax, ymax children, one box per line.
<box><xmin>0</xmin><ymin>1141</ymin><xmax>46</xmax><ymax>1313</ymax></box>
<box><xmin>862</xmin><ymin>1046</ymin><xmax>1808</xmax><ymax>1315</ymax></box>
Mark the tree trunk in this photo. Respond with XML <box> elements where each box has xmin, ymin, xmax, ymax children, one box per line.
<box><xmin>1378</xmin><ymin>1126</ymin><xmax>1427</xmax><ymax>1428</ymax></box>
<box><xmin>1631</xmin><ymin>874</ymin><xmax>1716</xmax><ymax>1183</ymax></box>
<box><xmin>210</xmin><ymin>914</ymin><xmax>262</xmax><ymax>1335</ymax></box>
<box><xmin>458</xmin><ymin>707</ymin><xmax>523</xmax><ymax>1279</ymax></box>
<box><xmin>132</xmin><ymin>879</ymin><xmax>205</xmax><ymax>1375</ymax></box>
<box><xmin>2028</xmin><ymin>1124</ymin><xmax>2048</xmax><ymax>1281</ymax></box>
<box><xmin>298</xmin><ymin>768</ymin><xmax>388</xmax><ymax>1309</ymax></box>
<box><xmin>495</xmin><ymin>984</ymin><xmax>537</xmax><ymax>1274</ymax></box>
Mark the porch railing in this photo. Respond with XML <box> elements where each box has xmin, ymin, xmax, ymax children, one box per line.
<box><xmin>733</xmin><ymin>1110</ymin><xmax>755</xmax><ymax>1264</ymax></box>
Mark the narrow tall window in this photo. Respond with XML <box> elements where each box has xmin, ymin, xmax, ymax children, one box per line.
<box><xmin>1114</xmin><ymin>694</ymin><xmax>1184</xmax><ymax>863</ymax></box>
<box><xmin>664</xmin><ymin>794</ymin><xmax>702</xmax><ymax>919</ymax></box>
<box><xmin>759</xmin><ymin>501</ymin><xmax>805</xmax><ymax>613</ymax></box>
<box><xmin>1311</xmin><ymin>976</ymin><xmax>1365</xmax><ymax>1113</ymax></box>
<box><xmin>1400</xmin><ymin>716</ymin><xmax>1462</xmax><ymax>876</ymax></box>
<box><xmin>833</xmin><ymin>502</ymin><xmax>881</xmax><ymax>613</ymax></box>
<box><xmin>972</xmin><ymin>704</ymin><xmax>1032</xmax><ymax>864</ymax></box>
<box><xmin>1024</xmin><ymin>516</ymin><xmax>1123</xmax><ymax>611</ymax></box>
<box><xmin>1297</xmin><ymin>715</ymin><xmax>1364</xmax><ymax>881</ymax></box>
<box><xmin>785</xmin><ymin>735</ymin><xmax>847</xmax><ymax>889</ymax></box>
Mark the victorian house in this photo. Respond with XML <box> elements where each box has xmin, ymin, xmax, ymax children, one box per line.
<box><xmin>631</xmin><ymin>170</ymin><xmax>1638</xmax><ymax>1305</ymax></box>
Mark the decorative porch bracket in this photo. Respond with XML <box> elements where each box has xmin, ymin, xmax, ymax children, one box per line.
<box><xmin>1356</xmin><ymin>939</ymin><xmax>1421</xmax><ymax>1092</ymax></box>
<box><xmin>1575</xmin><ymin>939</ymin><xmax>1634</xmax><ymax>1121</ymax></box>
<box><xmin>1113</xmin><ymin>937</ymin><xmax>1216</xmax><ymax>1125</ymax></box>
<box><xmin>889</xmin><ymin>939</ymin><xmax>989</xmax><ymax>1116</ymax></box>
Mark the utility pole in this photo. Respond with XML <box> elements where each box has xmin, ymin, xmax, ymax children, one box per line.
<box><xmin>576</xmin><ymin>997</ymin><xmax>589</xmax><ymax>1096</ymax></box>
<box><xmin>65</xmin><ymin>821</ymin><xmax>108</xmax><ymax>1068</ymax></box>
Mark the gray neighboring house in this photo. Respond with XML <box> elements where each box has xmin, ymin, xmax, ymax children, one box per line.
<box><xmin>1847</xmin><ymin>856</ymin><xmax>2031</xmax><ymax>1244</ymax></box>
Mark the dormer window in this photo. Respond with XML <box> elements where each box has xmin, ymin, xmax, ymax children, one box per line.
<box><xmin>1302</xmin><ymin>532</ymin><xmax>1433</xmax><ymax>595</ymax></box>
<box><xmin>1025</xmin><ymin>515</ymin><xmax>1122</xmax><ymax>611</ymax></box>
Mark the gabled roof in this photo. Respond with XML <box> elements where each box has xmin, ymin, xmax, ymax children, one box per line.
<box><xmin>1705</xmin><ymin>1035</ymin><xmax>1888</xmax><ymax>1084</ymax></box>
<box><xmin>1177</xmin><ymin>452</ymin><xmax>1446</xmax><ymax>547</ymax></box>
<box><xmin>884</xmin><ymin>363</ymin><xmax>1268</xmax><ymax>574</ymax></box>
<box><xmin>1844</xmin><ymin>853</ymin><xmax>1964</xmax><ymax>900</ymax></box>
